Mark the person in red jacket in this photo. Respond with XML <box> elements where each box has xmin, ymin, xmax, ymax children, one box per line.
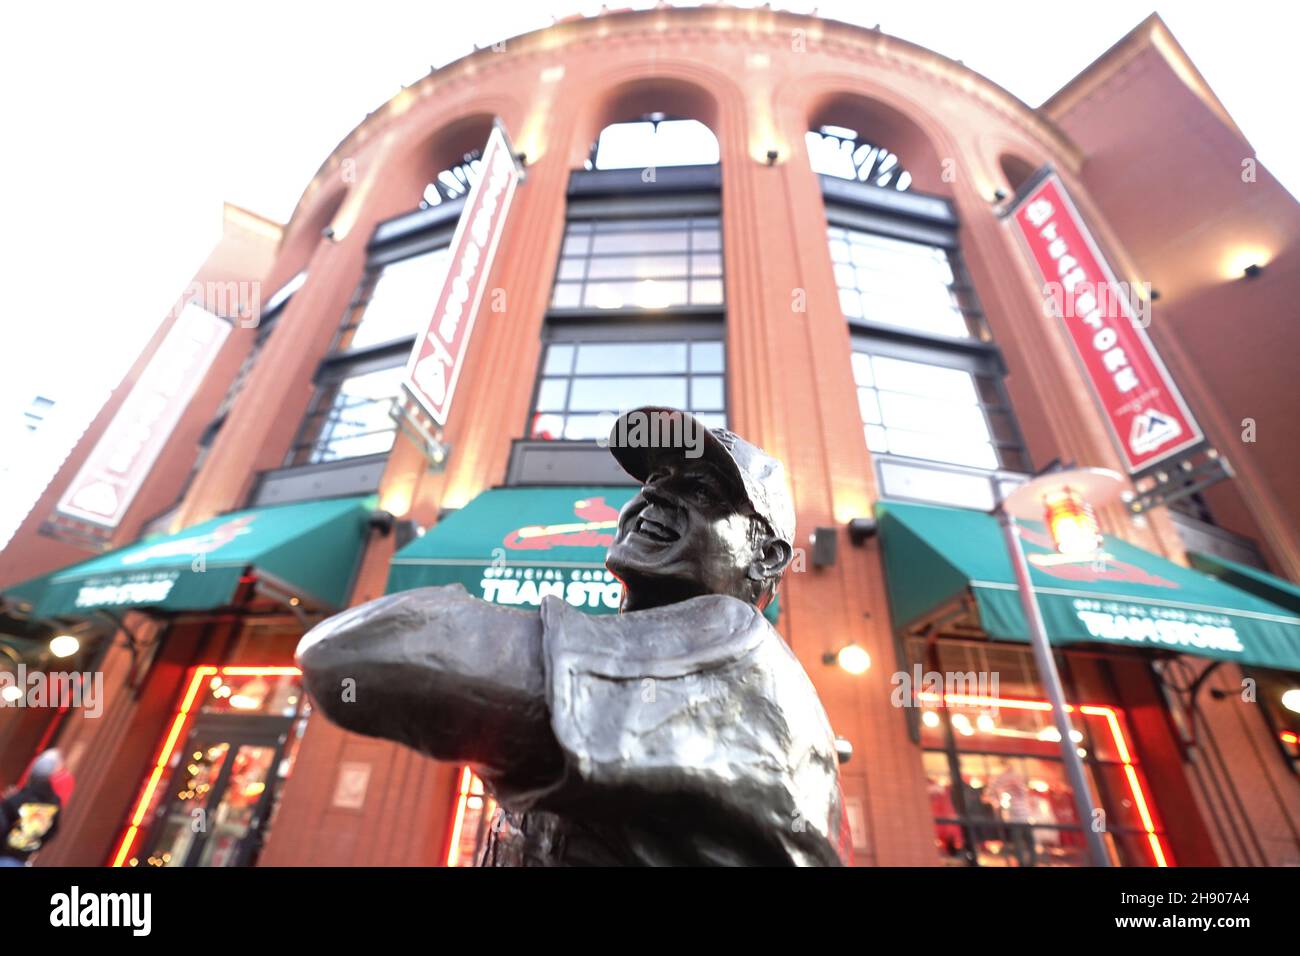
<box><xmin>0</xmin><ymin>749</ymin><xmax>74</xmax><ymax>866</ymax></box>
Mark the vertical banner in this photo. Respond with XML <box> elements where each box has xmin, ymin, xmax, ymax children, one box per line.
<box><xmin>402</xmin><ymin>122</ymin><xmax>524</xmax><ymax>427</ymax></box>
<box><xmin>55</xmin><ymin>304</ymin><xmax>231</xmax><ymax>529</ymax></box>
<box><xmin>1008</xmin><ymin>172</ymin><xmax>1203</xmax><ymax>474</ymax></box>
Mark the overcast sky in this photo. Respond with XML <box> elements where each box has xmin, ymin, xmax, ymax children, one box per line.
<box><xmin>1</xmin><ymin>0</ymin><xmax>1295</xmax><ymax>422</ymax></box>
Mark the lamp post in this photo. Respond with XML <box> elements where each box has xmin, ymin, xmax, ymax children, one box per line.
<box><xmin>996</xmin><ymin>466</ymin><xmax>1124</xmax><ymax>867</ymax></box>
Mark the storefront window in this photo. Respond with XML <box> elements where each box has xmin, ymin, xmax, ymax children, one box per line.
<box><xmin>200</xmin><ymin>670</ymin><xmax>302</xmax><ymax>717</ymax></box>
<box><xmin>550</xmin><ymin>216</ymin><xmax>723</xmax><ymax>311</ymax></box>
<box><xmin>908</xmin><ymin>641</ymin><xmax>1170</xmax><ymax>867</ymax></box>
<box><xmin>115</xmin><ymin>665</ymin><xmax>306</xmax><ymax>868</ymax></box>
<box><xmin>529</xmin><ymin>328</ymin><xmax>726</xmax><ymax>441</ymax></box>
<box><xmin>1245</xmin><ymin>667</ymin><xmax>1300</xmax><ymax>776</ymax></box>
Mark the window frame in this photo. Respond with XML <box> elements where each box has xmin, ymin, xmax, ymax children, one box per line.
<box><xmin>849</xmin><ymin>333</ymin><xmax>1029</xmax><ymax>475</ymax></box>
<box><xmin>547</xmin><ymin>190</ymin><xmax>725</xmax><ymax>320</ymax></box>
<box><xmin>822</xmin><ymin>191</ymin><xmax>1031</xmax><ymax>483</ymax></box>
<box><xmin>330</xmin><ymin>227</ymin><xmax>457</xmax><ymax>355</ymax></box>
<box><xmin>525</xmin><ymin>317</ymin><xmax>728</xmax><ymax>443</ymax></box>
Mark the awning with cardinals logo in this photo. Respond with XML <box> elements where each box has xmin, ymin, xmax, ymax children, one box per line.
<box><xmin>387</xmin><ymin>486</ymin><xmax>781</xmax><ymax>622</ymax></box>
<box><xmin>877</xmin><ymin>500</ymin><xmax>1300</xmax><ymax>672</ymax></box>
<box><xmin>387</xmin><ymin>487</ymin><xmax>637</xmax><ymax>615</ymax></box>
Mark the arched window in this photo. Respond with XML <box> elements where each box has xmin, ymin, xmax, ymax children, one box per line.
<box><xmin>421</xmin><ymin>151</ymin><xmax>482</xmax><ymax>208</ymax></box>
<box><xmin>587</xmin><ymin>114</ymin><xmax>720</xmax><ymax>170</ymax></box>
<box><xmin>807</xmin><ymin>125</ymin><xmax>912</xmax><ymax>191</ymax></box>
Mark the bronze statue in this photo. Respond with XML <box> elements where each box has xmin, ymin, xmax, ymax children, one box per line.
<box><xmin>297</xmin><ymin>407</ymin><xmax>848</xmax><ymax>865</ymax></box>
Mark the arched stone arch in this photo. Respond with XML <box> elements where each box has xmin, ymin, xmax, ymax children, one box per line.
<box><xmin>565</xmin><ymin>65</ymin><xmax>739</xmax><ymax>170</ymax></box>
<box><xmin>396</xmin><ymin>111</ymin><xmax>499</xmax><ymax>199</ymax></box>
<box><xmin>800</xmin><ymin>87</ymin><xmax>951</xmax><ymax>196</ymax></box>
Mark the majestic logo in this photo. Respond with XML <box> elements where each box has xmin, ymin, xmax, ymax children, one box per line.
<box><xmin>1129</xmin><ymin>409</ymin><xmax>1182</xmax><ymax>456</ymax></box>
<box><xmin>502</xmin><ymin>498</ymin><xmax>620</xmax><ymax>551</ymax></box>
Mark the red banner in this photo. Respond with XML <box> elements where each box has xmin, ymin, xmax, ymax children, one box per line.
<box><xmin>402</xmin><ymin>123</ymin><xmax>523</xmax><ymax>427</ymax></box>
<box><xmin>1009</xmin><ymin>173</ymin><xmax>1202</xmax><ymax>474</ymax></box>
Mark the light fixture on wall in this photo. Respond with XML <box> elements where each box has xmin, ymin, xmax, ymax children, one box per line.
<box><xmin>48</xmin><ymin>634</ymin><xmax>81</xmax><ymax>659</ymax></box>
<box><xmin>1243</xmin><ymin>263</ymin><xmax>1264</xmax><ymax>279</ymax></box>
<box><xmin>1281</xmin><ymin>688</ymin><xmax>1300</xmax><ymax>714</ymax></box>
<box><xmin>824</xmin><ymin>644</ymin><xmax>871</xmax><ymax>675</ymax></box>
<box><xmin>847</xmin><ymin>517</ymin><xmax>878</xmax><ymax>545</ymax></box>
<box><xmin>765</xmin><ymin>148</ymin><xmax>779</xmax><ymax>166</ymax></box>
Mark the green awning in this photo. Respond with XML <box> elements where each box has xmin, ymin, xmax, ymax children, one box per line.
<box><xmin>32</xmin><ymin>496</ymin><xmax>374</xmax><ymax>618</ymax></box>
<box><xmin>1188</xmin><ymin>551</ymin><xmax>1300</xmax><ymax>616</ymax></box>
<box><xmin>1</xmin><ymin>569</ymin><xmax>59</xmax><ymax>616</ymax></box>
<box><xmin>877</xmin><ymin>500</ymin><xmax>1300</xmax><ymax>671</ymax></box>
<box><xmin>388</xmin><ymin>486</ymin><xmax>780</xmax><ymax>622</ymax></box>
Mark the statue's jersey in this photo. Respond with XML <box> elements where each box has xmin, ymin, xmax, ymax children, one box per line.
<box><xmin>478</xmin><ymin>594</ymin><xmax>849</xmax><ymax>866</ymax></box>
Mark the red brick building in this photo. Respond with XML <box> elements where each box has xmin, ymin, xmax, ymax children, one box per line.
<box><xmin>2</xmin><ymin>8</ymin><xmax>1298</xmax><ymax>868</ymax></box>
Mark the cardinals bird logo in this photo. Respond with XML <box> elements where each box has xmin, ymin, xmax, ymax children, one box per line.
<box><xmin>502</xmin><ymin>497</ymin><xmax>621</xmax><ymax>550</ymax></box>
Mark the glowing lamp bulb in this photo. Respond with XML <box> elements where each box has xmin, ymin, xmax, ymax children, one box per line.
<box><xmin>48</xmin><ymin>634</ymin><xmax>81</xmax><ymax>659</ymax></box>
<box><xmin>1281</xmin><ymin>688</ymin><xmax>1300</xmax><ymax>714</ymax></box>
<box><xmin>1</xmin><ymin>685</ymin><xmax>22</xmax><ymax>704</ymax></box>
<box><xmin>1043</xmin><ymin>486</ymin><xmax>1103</xmax><ymax>555</ymax></box>
<box><xmin>836</xmin><ymin>644</ymin><xmax>871</xmax><ymax>675</ymax></box>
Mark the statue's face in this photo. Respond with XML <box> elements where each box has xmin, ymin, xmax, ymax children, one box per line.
<box><xmin>606</xmin><ymin>457</ymin><xmax>761</xmax><ymax>611</ymax></box>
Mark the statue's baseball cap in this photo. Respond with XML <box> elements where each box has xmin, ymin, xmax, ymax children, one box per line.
<box><xmin>608</xmin><ymin>406</ymin><xmax>796</xmax><ymax>547</ymax></box>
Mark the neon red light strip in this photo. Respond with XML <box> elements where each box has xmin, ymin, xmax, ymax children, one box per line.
<box><xmin>445</xmin><ymin>766</ymin><xmax>475</xmax><ymax>867</ymax></box>
<box><xmin>109</xmin><ymin>665</ymin><xmax>301</xmax><ymax>867</ymax></box>
<box><xmin>916</xmin><ymin>690</ymin><xmax>1171</xmax><ymax>867</ymax></box>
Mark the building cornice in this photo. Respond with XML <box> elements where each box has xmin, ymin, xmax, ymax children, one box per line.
<box><xmin>283</xmin><ymin>4</ymin><xmax>1082</xmax><ymax>237</ymax></box>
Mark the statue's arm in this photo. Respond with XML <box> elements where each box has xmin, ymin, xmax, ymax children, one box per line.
<box><xmin>296</xmin><ymin>585</ymin><xmax>564</xmax><ymax>787</ymax></box>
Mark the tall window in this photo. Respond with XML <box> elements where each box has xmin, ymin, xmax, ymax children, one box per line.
<box><xmin>512</xmin><ymin>117</ymin><xmax>726</xmax><ymax>483</ymax></box>
<box><xmin>830</xmin><ymin>227</ymin><xmax>980</xmax><ymax>339</ymax></box>
<box><xmin>851</xmin><ymin>344</ymin><xmax>1028</xmax><ymax>473</ymax></box>
<box><xmin>290</xmin><ymin>209</ymin><xmax>455</xmax><ymax>467</ymax></box>
<box><xmin>551</xmin><ymin>216</ymin><xmax>723</xmax><ymax>311</ymax></box>
<box><xmin>336</xmin><ymin>247</ymin><xmax>451</xmax><ymax>352</ymax></box>
<box><xmin>289</xmin><ymin>363</ymin><xmax>406</xmax><ymax>465</ymax></box>
<box><xmin>822</xmin><ymin>186</ymin><xmax>1029</xmax><ymax>503</ymax></box>
<box><xmin>530</xmin><ymin>324</ymin><xmax>726</xmax><ymax>441</ymax></box>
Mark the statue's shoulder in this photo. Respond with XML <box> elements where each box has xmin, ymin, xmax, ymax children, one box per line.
<box><xmin>538</xmin><ymin>594</ymin><xmax>770</xmax><ymax>679</ymax></box>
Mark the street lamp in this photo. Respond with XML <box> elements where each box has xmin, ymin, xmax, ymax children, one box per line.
<box><xmin>996</xmin><ymin>466</ymin><xmax>1124</xmax><ymax>867</ymax></box>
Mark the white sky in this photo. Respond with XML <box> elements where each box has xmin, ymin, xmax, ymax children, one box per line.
<box><xmin>1</xmin><ymin>0</ymin><xmax>1295</xmax><ymax>442</ymax></box>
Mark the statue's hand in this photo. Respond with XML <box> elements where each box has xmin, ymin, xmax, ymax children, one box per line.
<box><xmin>296</xmin><ymin>586</ymin><xmax>562</xmax><ymax>783</ymax></box>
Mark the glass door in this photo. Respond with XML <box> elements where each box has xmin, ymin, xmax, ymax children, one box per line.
<box><xmin>121</xmin><ymin>667</ymin><xmax>307</xmax><ymax>868</ymax></box>
<box><xmin>141</xmin><ymin>722</ymin><xmax>286</xmax><ymax>868</ymax></box>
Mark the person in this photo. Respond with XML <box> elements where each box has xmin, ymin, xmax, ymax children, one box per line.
<box><xmin>0</xmin><ymin>749</ymin><xmax>74</xmax><ymax>867</ymax></box>
<box><xmin>298</xmin><ymin>406</ymin><xmax>848</xmax><ymax>865</ymax></box>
